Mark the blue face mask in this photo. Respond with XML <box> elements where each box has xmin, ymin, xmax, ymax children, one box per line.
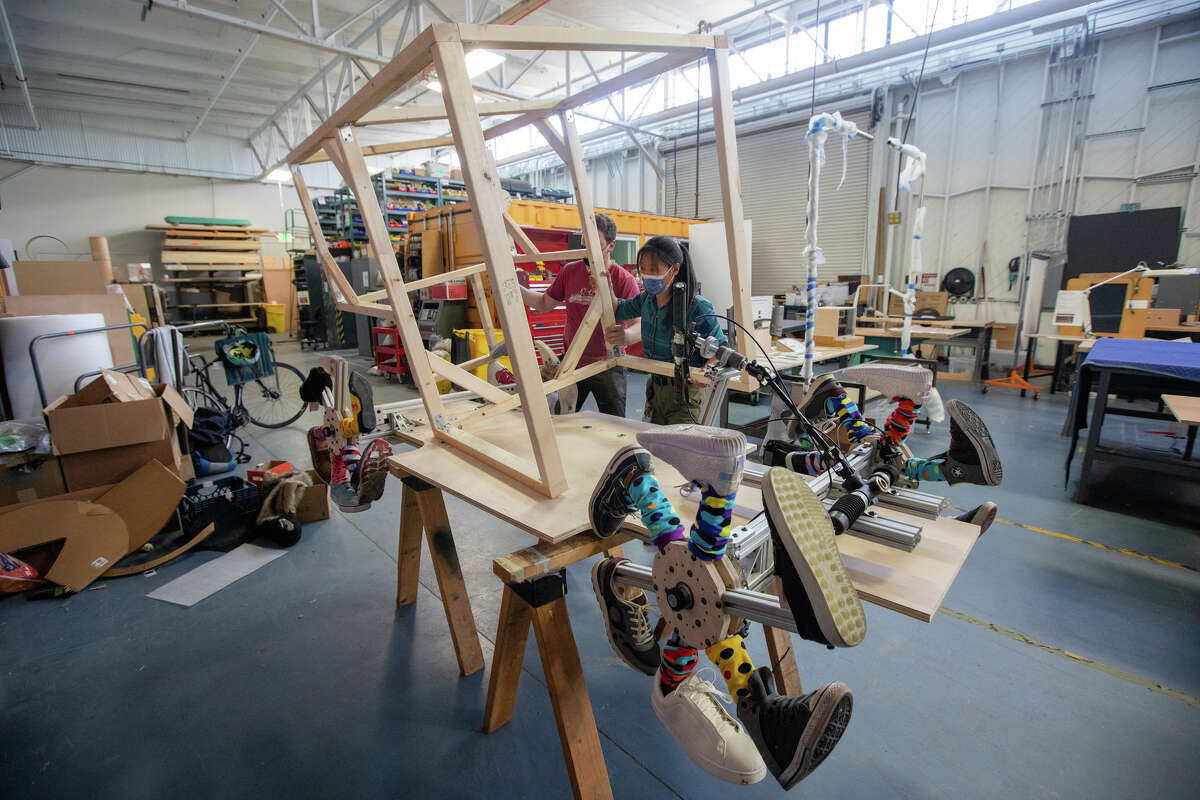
<box><xmin>642</xmin><ymin>276</ymin><xmax>668</xmax><ymax>295</ymax></box>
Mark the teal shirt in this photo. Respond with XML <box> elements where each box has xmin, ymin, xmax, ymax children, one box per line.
<box><xmin>615</xmin><ymin>292</ymin><xmax>728</xmax><ymax>367</ymax></box>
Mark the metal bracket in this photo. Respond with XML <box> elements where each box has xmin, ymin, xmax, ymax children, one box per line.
<box><xmin>508</xmin><ymin>569</ymin><xmax>568</xmax><ymax>608</ymax></box>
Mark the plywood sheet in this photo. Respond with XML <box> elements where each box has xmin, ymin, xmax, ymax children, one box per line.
<box><xmin>388</xmin><ymin>411</ymin><xmax>980</xmax><ymax>621</ymax></box>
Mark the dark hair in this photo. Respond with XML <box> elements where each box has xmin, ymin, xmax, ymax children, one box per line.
<box><xmin>594</xmin><ymin>213</ymin><xmax>617</xmax><ymax>246</ymax></box>
<box><xmin>637</xmin><ymin>235</ymin><xmax>696</xmax><ymax>303</ymax></box>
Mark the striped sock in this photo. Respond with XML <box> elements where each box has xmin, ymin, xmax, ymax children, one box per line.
<box><xmin>905</xmin><ymin>457</ymin><xmax>946</xmax><ymax>482</ymax></box>
<box><xmin>687</xmin><ymin>484</ymin><xmax>735</xmax><ymax>561</ymax></box>
<box><xmin>885</xmin><ymin>399</ymin><xmax>921</xmax><ymax>445</ymax></box>
<box><xmin>785</xmin><ymin>449</ymin><xmax>827</xmax><ymax>476</ymax></box>
<box><xmin>660</xmin><ymin>636</ymin><xmax>698</xmax><ymax>695</ymax></box>
<box><xmin>706</xmin><ymin>634</ymin><xmax>756</xmax><ymax>701</ymax></box>
<box><xmin>625</xmin><ymin>472</ymin><xmax>686</xmax><ymax>551</ymax></box>
<box><xmin>827</xmin><ymin>388</ymin><xmax>873</xmax><ymax>443</ymax></box>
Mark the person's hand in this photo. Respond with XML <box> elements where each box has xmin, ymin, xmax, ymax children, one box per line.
<box><xmin>604</xmin><ymin>325</ymin><xmax>626</xmax><ymax>347</ymax></box>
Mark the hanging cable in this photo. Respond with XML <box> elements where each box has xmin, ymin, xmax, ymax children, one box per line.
<box><xmin>894</xmin><ymin>0</ymin><xmax>941</xmax><ymax>210</ymax></box>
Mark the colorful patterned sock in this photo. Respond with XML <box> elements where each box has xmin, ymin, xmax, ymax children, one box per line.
<box><xmin>826</xmin><ymin>388</ymin><xmax>873</xmax><ymax>443</ymax></box>
<box><xmin>905</xmin><ymin>457</ymin><xmax>946</xmax><ymax>482</ymax></box>
<box><xmin>660</xmin><ymin>636</ymin><xmax>698</xmax><ymax>695</ymax></box>
<box><xmin>687</xmin><ymin>484</ymin><xmax>736</xmax><ymax>561</ymax></box>
<box><xmin>784</xmin><ymin>449</ymin><xmax>826</xmax><ymax>476</ymax></box>
<box><xmin>885</xmin><ymin>399</ymin><xmax>921</xmax><ymax>445</ymax></box>
<box><xmin>625</xmin><ymin>472</ymin><xmax>686</xmax><ymax>551</ymax></box>
<box><xmin>706</xmin><ymin>634</ymin><xmax>757</xmax><ymax>700</ymax></box>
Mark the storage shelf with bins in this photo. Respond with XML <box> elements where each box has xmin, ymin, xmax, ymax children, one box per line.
<box><xmin>148</xmin><ymin>222</ymin><xmax>267</xmax><ymax>329</ymax></box>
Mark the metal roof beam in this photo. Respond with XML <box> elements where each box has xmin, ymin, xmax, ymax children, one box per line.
<box><xmin>0</xmin><ymin>0</ymin><xmax>38</xmax><ymax>128</ymax></box>
<box><xmin>187</xmin><ymin>6</ymin><xmax>281</xmax><ymax>141</ymax></box>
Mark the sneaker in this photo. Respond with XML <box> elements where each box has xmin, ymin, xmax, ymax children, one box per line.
<box><xmin>956</xmin><ymin>501</ymin><xmax>998</xmax><ymax>535</ymax></box>
<box><xmin>589</xmin><ymin>445</ymin><xmax>653</xmax><ymax>538</ymax></box>
<box><xmin>786</xmin><ymin>374</ymin><xmax>844</xmax><ymax>442</ymax></box>
<box><xmin>651</xmin><ymin>667</ymin><xmax>767</xmax><ymax>785</ymax></box>
<box><xmin>839</xmin><ymin>363</ymin><xmax>932</xmax><ymax>403</ymax></box>
<box><xmin>941</xmin><ymin>399</ymin><xmax>1003</xmax><ymax>486</ymax></box>
<box><xmin>348</xmin><ymin>371</ymin><xmax>376</xmax><ymax>433</ymax></box>
<box><xmin>636</xmin><ymin>424</ymin><xmax>746</xmax><ymax>496</ymax></box>
<box><xmin>762</xmin><ymin>468</ymin><xmax>866</xmax><ymax>648</ymax></box>
<box><xmin>591</xmin><ymin>557</ymin><xmax>659</xmax><ymax>675</ymax></box>
<box><xmin>307</xmin><ymin>425</ymin><xmax>332</xmax><ymax>483</ymax></box>
<box><xmin>737</xmin><ymin>667</ymin><xmax>853</xmax><ymax>789</ymax></box>
<box><xmin>330</xmin><ymin>449</ymin><xmax>369</xmax><ymax>513</ymax></box>
<box><xmin>356</xmin><ymin>438</ymin><xmax>393</xmax><ymax>504</ymax></box>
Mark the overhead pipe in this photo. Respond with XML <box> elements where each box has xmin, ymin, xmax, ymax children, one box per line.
<box><xmin>0</xmin><ymin>0</ymin><xmax>38</xmax><ymax>129</ymax></box>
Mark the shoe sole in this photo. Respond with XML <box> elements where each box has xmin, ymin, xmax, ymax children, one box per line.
<box><xmin>963</xmin><ymin>502</ymin><xmax>998</xmax><ymax>536</ymax></box>
<box><xmin>779</xmin><ymin>683</ymin><xmax>853</xmax><ymax>788</ymax></box>
<box><xmin>839</xmin><ymin>364</ymin><xmax>931</xmax><ymax>403</ymax></box>
<box><xmin>307</xmin><ymin>426</ymin><xmax>332</xmax><ymax>483</ymax></box>
<box><xmin>762</xmin><ymin>469</ymin><xmax>866</xmax><ymax>648</ymax></box>
<box><xmin>591</xmin><ymin>559</ymin><xmax>657</xmax><ymax>676</ymax></box>
<box><xmin>589</xmin><ymin>445</ymin><xmax>645</xmax><ymax>538</ymax></box>
<box><xmin>356</xmin><ymin>439</ymin><xmax>393</xmax><ymax>505</ymax></box>
<box><xmin>947</xmin><ymin>400</ymin><xmax>1002</xmax><ymax>486</ymax></box>
<box><xmin>348</xmin><ymin>372</ymin><xmax>376</xmax><ymax>433</ymax></box>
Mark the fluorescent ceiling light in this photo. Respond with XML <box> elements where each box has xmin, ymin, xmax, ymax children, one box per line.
<box><xmin>425</xmin><ymin>49</ymin><xmax>506</xmax><ymax>92</ymax></box>
<box><xmin>265</xmin><ymin>168</ymin><xmax>293</xmax><ymax>183</ymax></box>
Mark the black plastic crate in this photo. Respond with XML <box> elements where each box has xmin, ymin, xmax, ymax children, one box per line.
<box><xmin>179</xmin><ymin>475</ymin><xmax>260</xmax><ymax>535</ymax></box>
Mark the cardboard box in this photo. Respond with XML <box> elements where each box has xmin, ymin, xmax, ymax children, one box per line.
<box><xmin>0</xmin><ymin>455</ymin><xmax>66</xmax><ymax>506</ymax></box>
<box><xmin>296</xmin><ymin>470</ymin><xmax>330</xmax><ymax>523</ymax></box>
<box><xmin>248</xmin><ymin>459</ymin><xmax>294</xmax><ymax>487</ymax></box>
<box><xmin>44</xmin><ymin>375</ymin><xmax>194</xmax><ymax>491</ymax></box>
<box><xmin>1146</xmin><ymin>307</ymin><xmax>1181</xmax><ymax>327</ymax></box>
<box><xmin>889</xmin><ymin>291</ymin><xmax>949</xmax><ymax>316</ymax></box>
<box><xmin>12</xmin><ymin>260</ymin><xmax>110</xmax><ymax>296</ymax></box>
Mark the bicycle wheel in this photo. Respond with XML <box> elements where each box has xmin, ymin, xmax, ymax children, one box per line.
<box><xmin>242</xmin><ymin>361</ymin><xmax>307</xmax><ymax>429</ymax></box>
<box><xmin>182</xmin><ymin>385</ymin><xmax>224</xmax><ymax>414</ymax></box>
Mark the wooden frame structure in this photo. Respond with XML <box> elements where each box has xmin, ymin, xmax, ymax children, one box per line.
<box><xmin>288</xmin><ymin>23</ymin><xmax>754</xmax><ymax>500</ymax></box>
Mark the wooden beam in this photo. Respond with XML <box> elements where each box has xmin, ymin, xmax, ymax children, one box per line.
<box><xmin>426</xmin><ymin>352</ymin><xmax>513</xmax><ymax>404</ymax></box>
<box><xmin>287</xmin><ymin>25</ymin><xmax>438</xmax><ymax>163</ymax></box>
<box><xmin>707</xmin><ymin>48</ymin><xmax>753</xmax><ymax>355</ymax></box>
<box><xmin>290</xmin><ymin>165</ymin><xmax>359</xmax><ymax>305</ymax></box>
<box><xmin>470</xmin><ymin>272</ymin><xmax>499</xmax><ymax>349</ymax></box>
<box><xmin>435</xmin><ymin>37</ymin><xmax>566</xmax><ymax>498</ymax></box>
<box><xmin>554</xmin><ymin>295</ymin><xmax>600</xmax><ymax>378</ymax></box>
<box><xmin>616</xmin><ymin>355</ymin><xmax>712</xmax><ymax>385</ymax></box>
<box><xmin>457</xmin><ymin>358</ymin><xmax>613</xmax><ymax>429</ymax></box>
<box><xmin>439</xmin><ymin>426</ymin><xmax>550</xmax><ymax>497</ymax></box>
<box><xmin>335</xmin><ymin>300</ymin><xmax>392</xmax><ymax>315</ymax></box>
<box><xmin>403</xmin><ymin>261</ymin><xmax>486</xmax><ymax>291</ymax></box>
<box><xmin>357</xmin><ymin>97</ymin><xmax>561</xmax><ymax>125</ymax></box>
<box><xmin>512</xmin><ymin>249</ymin><xmax>586</xmax><ymax>263</ymax></box>
<box><xmin>303</xmin><ymin>134</ymin><xmax>457</xmax><ymax>164</ymax></box>
<box><xmin>321</xmin><ymin>127</ymin><xmax>449</xmax><ymax>434</ymax></box>
<box><xmin>503</xmin><ymin>212</ymin><xmax>540</xmax><ymax>255</ymax></box>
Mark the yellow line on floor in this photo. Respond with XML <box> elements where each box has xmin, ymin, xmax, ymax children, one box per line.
<box><xmin>944</xmin><ymin>504</ymin><xmax>1197</xmax><ymax>573</ymax></box>
<box><xmin>939</xmin><ymin>607</ymin><xmax>1200</xmax><ymax>708</ymax></box>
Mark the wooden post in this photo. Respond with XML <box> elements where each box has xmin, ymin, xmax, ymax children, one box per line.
<box><xmin>89</xmin><ymin>236</ymin><xmax>114</xmax><ymax>284</ymax></box>
<box><xmin>433</xmin><ymin>37</ymin><xmax>566</xmax><ymax>498</ymax></box>
<box><xmin>482</xmin><ymin>584</ymin><xmax>534</xmax><ymax>732</ymax></box>
<box><xmin>396</xmin><ymin>481</ymin><xmax>424</xmax><ymax>607</ymax></box>
<box><xmin>707</xmin><ymin>48</ymin><xmax>753</xmax><ymax>355</ymax></box>
<box><xmin>763</xmin><ymin>579</ymin><xmax>803</xmax><ymax>696</ymax></box>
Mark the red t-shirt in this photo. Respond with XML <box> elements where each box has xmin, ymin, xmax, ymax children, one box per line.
<box><xmin>546</xmin><ymin>260</ymin><xmax>640</xmax><ymax>366</ymax></box>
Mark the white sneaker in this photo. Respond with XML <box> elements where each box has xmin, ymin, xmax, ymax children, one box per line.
<box><xmin>651</xmin><ymin>667</ymin><xmax>767</xmax><ymax>785</ymax></box>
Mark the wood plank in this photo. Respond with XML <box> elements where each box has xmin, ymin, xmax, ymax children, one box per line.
<box><xmin>412</xmin><ymin>485</ymin><xmax>485</xmax><ymax>676</ymax></box>
<box><xmin>146</xmin><ymin>224</ymin><xmax>268</xmax><ymax>233</ymax></box>
<box><xmin>163</xmin><ymin>239</ymin><xmax>263</xmax><ymax>251</ymax></box>
<box><xmin>513</xmin><ymin>249</ymin><xmax>586</xmax><ymax>263</ymax></box>
<box><xmin>707</xmin><ymin>48</ymin><xmax>754</xmax><ymax>355</ymax></box>
<box><xmin>165</xmin><ymin>264</ymin><xmax>262</xmax><ymax>272</ymax></box>
<box><xmin>302</xmin><ymin>134</ymin><xmax>458</xmax><ymax>164</ymax></box>
<box><xmin>426</xmin><ymin>351</ymin><xmax>512</xmax><ymax>403</ymax></box>
<box><xmin>358</xmin><ymin>97</ymin><xmax>560</xmax><ymax>126</ymax></box>
<box><xmin>529</xmin><ymin>596</ymin><xmax>613</xmax><ymax>800</ymax></box>
<box><xmin>493</xmin><ymin>530</ymin><xmax>636</xmax><ymax>584</ymax></box>
<box><xmin>503</xmin><ymin>212</ymin><xmax>540</xmax><ymax>255</ymax></box>
<box><xmin>1163</xmin><ymin>394</ymin><xmax>1200</xmax><ymax>425</ymax></box>
<box><xmin>161</xmin><ymin>251</ymin><xmax>260</xmax><ymax>264</ymax></box>
<box><xmin>438</xmin><ymin>426</ymin><xmax>551</xmax><ymax>497</ymax></box>
<box><xmin>435</xmin><ymin>38</ymin><xmax>566</xmax><ymax>499</ymax></box>
<box><xmin>470</xmin><ymin>272</ymin><xmax>498</xmax><ymax>349</ymax></box>
<box><xmin>403</xmin><ymin>262</ymin><xmax>486</xmax><ymax>291</ymax></box>
<box><xmin>555</xmin><ymin>295</ymin><xmax>603</xmax><ymax>378</ymax></box>
<box><xmin>457</xmin><ymin>357</ymin><xmax>614</xmax><ymax>428</ymax></box>
<box><xmin>396</xmin><ymin>481</ymin><xmax>424</xmax><ymax>607</ymax></box>
<box><xmin>763</xmin><ymin>578</ymin><xmax>802</xmax><ymax>696</ymax></box>
<box><xmin>482</xmin><ymin>584</ymin><xmax>534</xmax><ymax>733</ymax></box>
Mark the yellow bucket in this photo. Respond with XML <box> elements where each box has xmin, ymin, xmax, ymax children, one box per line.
<box><xmin>453</xmin><ymin>328</ymin><xmax>507</xmax><ymax>379</ymax></box>
<box><xmin>264</xmin><ymin>303</ymin><xmax>286</xmax><ymax>333</ymax></box>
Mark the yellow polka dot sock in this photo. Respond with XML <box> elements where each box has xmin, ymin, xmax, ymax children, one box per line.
<box><xmin>706</xmin><ymin>633</ymin><xmax>756</xmax><ymax>701</ymax></box>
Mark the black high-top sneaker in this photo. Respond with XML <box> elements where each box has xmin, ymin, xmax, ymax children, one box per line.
<box><xmin>786</xmin><ymin>374</ymin><xmax>843</xmax><ymax>441</ymax></box>
<box><xmin>588</xmin><ymin>445</ymin><xmax>653</xmax><ymax>538</ymax></box>
<box><xmin>737</xmin><ymin>667</ymin><xmax>854</xmax><ymax>789</ymax></box>
<box><xmin>591</xmin><ymin>556</ymin><xmax>660</xmax><ymax>675</ymax></box>
<box><xmin>940</xmin><ymin>399</ymin><xmax>1002</xmax><ymax>486</ymax></box>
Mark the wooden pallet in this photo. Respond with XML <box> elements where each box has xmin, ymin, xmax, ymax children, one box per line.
<box><xmin>161</xmin><ymin>251</ymin><xmax>260</xmax><ymax>264</ymax></box>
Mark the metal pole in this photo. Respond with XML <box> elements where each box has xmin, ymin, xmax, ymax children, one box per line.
<box><xmin>0</xmin><ymin>0</ymin><xmax>38</xmax><ymax>129</ymax></box>
<box><xmin>189</xmin><ymin>7</ymin><xmax>282</xmax><ymax>141</ymax></box>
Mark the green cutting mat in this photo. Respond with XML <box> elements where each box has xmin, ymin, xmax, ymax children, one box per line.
<box><xmin>164</xmin><ymin>216</ymin><xmax>252</xmax><ymax>227</ymax></box>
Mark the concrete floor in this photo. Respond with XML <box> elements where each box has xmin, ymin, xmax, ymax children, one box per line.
<box><xmin>2</xmin><ymin>337</ymin><xmax>1198</xmax><ymax>799</ymax></box>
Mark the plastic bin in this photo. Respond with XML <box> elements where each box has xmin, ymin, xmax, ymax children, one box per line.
<box><xmin>453</xmin><ymin>328</ymin><xmax>507</xmax><ymax>379</ymax></box>
<box><xmin>264</xmin><ymin>302</ymin><xmax>286</xmax><ymax>333</ymax></box>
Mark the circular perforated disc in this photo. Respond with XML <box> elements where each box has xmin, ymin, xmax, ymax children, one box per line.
<box><xmin>652</xmin><ymin>541</ymin><xmax>729</xmax><ymax>649</ymax></box>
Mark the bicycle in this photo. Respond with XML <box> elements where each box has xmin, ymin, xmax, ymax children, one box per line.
<box><xmin>178</xmin><ymin>326</ymin><xmax>307</xmax><ymax>430</ymax></box>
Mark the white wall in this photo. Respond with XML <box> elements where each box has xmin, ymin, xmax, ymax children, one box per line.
<box><xmin>0</xmin><ymin>165</ymin><xmax>300</xmax><ymax>278</ymax></box>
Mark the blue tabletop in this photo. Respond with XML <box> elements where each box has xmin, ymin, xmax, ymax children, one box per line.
<box><xmin>1083</xmin><ymin>338</ymin><xmax>1200</xmax><ymax>382</ymax></box>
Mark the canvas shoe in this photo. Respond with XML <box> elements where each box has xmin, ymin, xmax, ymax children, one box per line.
<box><xmin>348</xmin><ymin>371</ymin><xmax>376</xmax><ymax>433</ymax></box>
<box><xmin>956</xmin><ymin>501</ymin><xmax>998</xmax><ymax>535</ymax></box>
<box><xmin>306</xmin><ymin>425</ymin><xmax>332</xmax><ymax>483</ymax></box>
<box><xmin>762</xmin><ymin>468</ymin><xmax>866</xmax><ymax>648</ymax></box>
<box><xmin>940</xmin><ymin>399</ymin><xmax>1003</xmax><ymax>486</ymax></box>
<box><xmin>785</xmin><ymin>374</ymin><xmax>844</xmax><ymax>442</ymax></box>
<box><xmin>636</xmin><ymin>424</ymin><xmax>746</xmax><ymax>496</ymax></box>
<box><xmin>839</xmin><ymin>362</ymin><xmax>933</xmax><ymax>403</ymax></box>
<box><xmin>591</xmin><ymin>556</ymin><xmax>659</xmax><ymax>675</ymax></box>
<box><xmin>651</xmin><ymin>667</ymin><xmax>767</xmax><ymax>785</ymax></box>
<box><xmin>589</xmin><ymin>445</ymin><xmax>653</xmax><ymax>538</ymax></box>
<box><xmin>737</xmin><ymin>667</ymin><xmax>853</xmax><ymax>789</ymax></box>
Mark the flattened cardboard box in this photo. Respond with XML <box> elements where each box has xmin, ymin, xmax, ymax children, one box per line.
<box><xmin>0</xmin><ymin>455</ymin><xmax>66</xmax><ymax>506</ymax></box>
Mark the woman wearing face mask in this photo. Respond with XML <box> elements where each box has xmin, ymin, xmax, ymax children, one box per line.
<box><xmin>603</xmin><ymin>235</ymin><xmax>728</xmax><ymax>424</ymax></box>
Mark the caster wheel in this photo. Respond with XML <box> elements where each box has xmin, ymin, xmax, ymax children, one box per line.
<box><xmin>1034</xmin><ymin>394</ymin><xmax>1040</xmax><ymax>401</ymax></box>
<box><xmin>981</xmin><ymin>387</ymin><xmax>988</xmax><ymax>394</ymax></box>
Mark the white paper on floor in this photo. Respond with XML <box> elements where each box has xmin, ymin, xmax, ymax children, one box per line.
<box><xmin>147</xmin><ymin>543</ymin><xmax>286</xmax><ymax>607</ymax></box>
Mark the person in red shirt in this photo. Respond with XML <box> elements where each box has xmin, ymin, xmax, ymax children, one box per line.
<box><xmin>519</xmin><ymin>213</ymin><xmax>641</xmax><ymax>416</ymax></box>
